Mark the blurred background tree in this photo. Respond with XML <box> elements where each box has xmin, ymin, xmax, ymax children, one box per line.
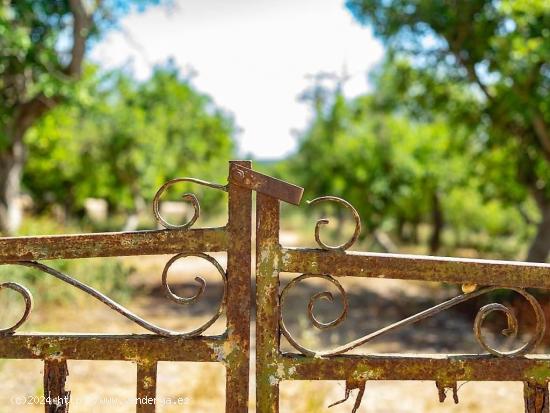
<box><xmin>0</xmin><ymin>0</ymin><xmax>163</xmax><ymax>234</ymax></box>
<box><xmin>289</xmin><ymin>76</ymin><xmax>508</xmax><ymax>256</ymax></box>
<box><xmin>23</xmin><ymin>63</ymin><xmax>234</xmax><ymax>230</ymax></box>
<box><xmin>344</xmin><ymin>0</ymin><xmax>550</xmax><ymax>260</ymax></box>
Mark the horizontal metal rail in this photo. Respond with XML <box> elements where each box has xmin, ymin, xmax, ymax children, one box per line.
<box><xmin>4</xmin><ymin>162</ymin><xmax>550</xmax><ymax>412</ymax></box>
<box><xmin>0</xmin><ymin>334</ymin><xmax>226</xmax><ymax>361</ymax></box>
<box><xmin>0</xmin><ymin>227</ymin><xmax>227</xmax><ymax>262</ymax></box>
<box><xmin>281</xmin><ymin>248</ymin><xmax>550</xmax><ymax>289</ymax></box>
<box><xmin>280</xmin><ymin>353</ymin><xmax>550</xmax><ymax>383</ymax></box>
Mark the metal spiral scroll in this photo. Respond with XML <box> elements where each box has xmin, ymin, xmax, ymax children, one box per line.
<box><xmin>308</xmin><ymin>196</ymin><xmax>361</xmax><ymax>251</ymax></box>
<box><xmin>0</xmin><ymin>253</ymin><xmax>227</xmax><ymax>337</ymax></box>
<box><xmin>153</xmin><ymin>177</ymin><xmax>227</xmax><ymax>230</ymax></box>
<box><xmin>280</xmin><ymin>274</ymin><xmax>546</xmax><ymax>357</ymax></box>
<box><xmin>0</xmin><ymin>282</ymin><xmax>33</xmax><ymax>334</ymax></box>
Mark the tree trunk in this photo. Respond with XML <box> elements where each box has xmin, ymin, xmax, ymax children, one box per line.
<box><xmin>429</xmin><ymin>191</ymin><xmax>444</xmax><ymax>255</ymax></box>
<box><xmin>411</xmin><ymin>221</ymin><xmax>419</xmax><ymax>244</ymax></box>
<box><xmin>0</xmin><ymin>139</ymin><xmax>25</xmax><ymax>235</ymax></box>
<box><xmin>0</xmin><ymin>1</ymin><xmax>92</xmax><ymax>236</ymax></box>
<box><xmin>395</xmin><ymin>216</ymin><xmax>406</xmax><ymax>242</ymax></box>
<box><xmin>335</xmin><ymin>206</ymin><xmax>345</xmax><ymax>240</ymax></box>
<box><xmin>373</xmin><ymin>230</ymin><xmax>397</xmax><ymax>253</ymax></box>
<box><xmin>527</xmin><ymin>191</ymin><xmax>550</xmax><ymax>262</ymax></box>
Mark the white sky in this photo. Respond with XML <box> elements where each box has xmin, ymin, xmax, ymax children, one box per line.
<box><xmin>91</xmin><ymin>0</ymin><xmax>383</xmax><ymax>159</ymax></box>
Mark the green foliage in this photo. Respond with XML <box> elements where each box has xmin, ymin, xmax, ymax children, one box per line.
<box><xmin>0</xmin><ymin>0</ymin><xmax>169</xmax><ymax>235</ymax></box>
<box><xmin>345</xmin><ymin>0</ymin><xmax>550</xmax><ymax>193</ymax></box>
<box><xmin>346</xmin><ymin>0</ymin><xmax>550</xmax><ymax>260</ymax></box>
<box><xmin>0</xmin><ymin>0</ymin><xmax>163</xmax><ymax>142</ymax></box>
<box><xmin>292</xmin><ymin>86</ymin><xmax>463</xmax><ymax>228</ymax></box>
<box><xmin>23</xmin><ymin>63</ymin><xmax>235</xmax><ymax>218</ymax></box>
<box><xmin>290</xmin><ymin>79</ymin><xmax>532</xmax><ymax>256</ymax></box>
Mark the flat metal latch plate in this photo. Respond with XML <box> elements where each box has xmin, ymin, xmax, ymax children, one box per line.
<box><xmin>229</xmin><ymin>163</ymin><xmax>304</xmax><ymax>205</ymax></box>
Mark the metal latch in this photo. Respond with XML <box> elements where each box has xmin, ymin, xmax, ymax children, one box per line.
<box><xmin>229</xmin><ymin>163</ymin><xmax>304</xmax><ymax>205</ymax></box>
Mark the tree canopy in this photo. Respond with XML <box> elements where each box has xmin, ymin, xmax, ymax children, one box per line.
<box><xmin>0</xmin><ymin>0</ymin><xmax>164</xmax><ymax>233</ymax></box>
<box><xmin>23</xmin><ymin>64</ymin><xmax>235</xmax><ymax>225</ymax></box>
<box><xmin>288</xmin><ymin>70</ymin><xmax>532</xmax><ymax>257</ymax></box>
<box><xmin>345</xmin><ymin>0</ymin><xmax>550</xmax><ymax>260</ymax></box>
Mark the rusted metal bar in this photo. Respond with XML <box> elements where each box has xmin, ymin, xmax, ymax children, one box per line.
<box><xmin>0</xmin><ymin>227</ymin><xmax>227</xmax><ymax>262</ymax></box>
<box><xmin>136</xmin><ymin>361</ymin><xmax>157</xmax><ymax>413</ymax></box>
<box><xmin>328</xmin><ymin>377</ymin><xmax>366</xmax><ymax>413</ymax></box>
<box><xmin>281</xmin><ymin>248</ymin><xmax>550</xmax><ymax>289</ymax></box>
<box><xmin>229</xmin><ymin>163</ymin><xmax>304</xmax><ymax>205</ymax></box>
<box><xmin>4</xmin><ymin>161</ymin><xmax>550</xmax><ymax>412</ymax></box>
<box><xmin>153</xmin><ymin>178</ymin><xmax>227</xmax><ymax>231</ymax></box>
<box><xmin>256</xmin><ymin>193</ymin><xmax>281</xmax><ymax>413</ymax></box>
<box><xmin>435</xmin><ymin>381</ymin><xmax>459</xmax><ymax>404</ymax></box>
<box><xmin>0</xmin><ymin>160</ymin><xmax>261</xmax><ymax>413</ymax></box>
<box><xmin>0</xmin><ymin>334</ymin><xmax>224</xmax><ymax>361</ymax></box>
<box><xmin>44</xmin><ymin>359</ymin><xmax>70</xmax><ymax>413</ymax></box>
<box><xmin>307</xmin><ymin>196</ymin><xmax>361</xmax><ymax>251</ymax></box>
<box><xmin>225</xmin><ymin>160</ymin><xmax>253</xmax><ymax>413</ymax></box>
<box><xmin>280</xmin><ymin>354</ymin><xmax>550</xmax><ymax>383</ymax></box>
<box><xmin>524</xmin><ymin>381</ymin><xmax>549</xmax><ymax>413</ymax></box>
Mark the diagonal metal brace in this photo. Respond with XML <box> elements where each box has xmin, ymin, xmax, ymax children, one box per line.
<box><xmin>229</xmin><ymin>163</ymin><xmax>304</xmax><ymax>205</ymax></box>
<box><xmin>329</xmin><ymin>377</ymin><xmax>366</xmax><ymax>413</ymax></box>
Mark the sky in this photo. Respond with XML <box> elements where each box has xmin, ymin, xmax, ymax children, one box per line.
<box><xmin>91</xmin><ymin>0</ymin><xmax>384</xmax><ymax>159</ymax></box>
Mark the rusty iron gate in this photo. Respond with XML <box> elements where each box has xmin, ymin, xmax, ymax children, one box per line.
<box><xmin>255</xmin><ymin>178</ymin><xmax>550</xmax><ymax>413</ymax></box>
<box><xmin>0</xmin><ymin>160</ymin><xmax>256</xmax><ymax>413</ymax></box>
<box><xmin>1</xmin><ymin>160</ymin><xmax>550</xmax><ymax>412</ymax></box>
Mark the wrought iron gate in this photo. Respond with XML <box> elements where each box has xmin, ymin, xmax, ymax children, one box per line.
<box><xmin>255</xmin><ymin>178</ymin><xmax>550</xmax><ymax>413</ymax></box>
<box><xmin>1</xmin><ymin>160</ymin><xmax>550</xmax><ymax>412</ymax></box>
<box><xmin>0</xmin><ymin>160</ymin><xmax>254</xmax><ymax>412</ymax></box>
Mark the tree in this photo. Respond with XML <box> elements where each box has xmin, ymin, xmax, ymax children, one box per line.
<box><xmin>0</xmin><ymin>0</ymin><xmax>161</xmax><ymax>234</ymax></box>
<box><xmin>291</xmin><ymin>79</ymin><xmax>474</xmax><ymax>254</ymax></box>
<box><xmin>346</xmin><ymin>0</ymin><xmax>550</xmax><ymax>260</ymax></box>
<box><xmin>23</xmin><ymin>64</ymin><xmax>235</xmax><ymax>228</ymax></box>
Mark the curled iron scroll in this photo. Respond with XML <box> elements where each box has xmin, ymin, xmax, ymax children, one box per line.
<box><xmin>0</xmin><ymin>282</ymin><xmax>33</xmax><ymax>334</ymax></box>
<box><xmin>308</xmin><ymin>196</ymin><xmax>361</xmax><ymax>251</ymax></box>
<box><xmin>153</xmin><ymin>177</ymin><xmax>227</xmax><ymax>230</ymax></box>
<box><xmin>280</xmin><ymin>273</ymin><xmax>545</xmax><ymax>357</ymax></box>
<box><xmin>473</xmin><ymin>288</ymin><xmax>545</xmax><ymax>357</ymax></box>
<box><xmin>0</xmin><ymin>253</ymin><xmax>226</xmax><ymax>337</ymax></box>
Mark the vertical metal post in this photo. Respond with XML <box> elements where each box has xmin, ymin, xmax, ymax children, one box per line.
<box><xmin>44</xmin><ymin>359</ymin><xmax>70</xmax><ymax>413</ymax></box>
<box><xmin>525</xmin><ymin>381</ymin><xmax>549</xmax><ymax>413</ymax></box>
<box><xmin>255</xmin><ymin>193</ymin><xmax>281</xmax><ymax>413</ymax></box>
<box><xmin>136</xmin><ymin>361</ymin><xmax>157</xmax><ymax>413</ymax></box>
<box><xmin>226</xmin><ymin>160</ymin><xmax>253</xmax><ymax>412</ymax></box>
